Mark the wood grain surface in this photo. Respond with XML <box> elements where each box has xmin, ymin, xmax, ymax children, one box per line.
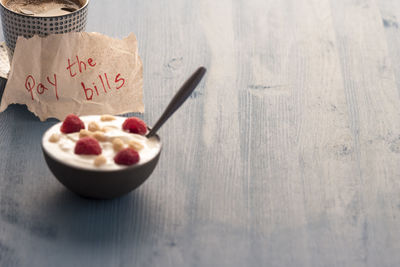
<box><xmin>1</xmin><ymin>0</ymin><xmax>400</xmax><ymax>266</ymax></box>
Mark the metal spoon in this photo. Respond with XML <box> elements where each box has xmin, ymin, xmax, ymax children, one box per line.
<box><xmin>146</xmin><ymin>66</ymin><xmax>207</xmax><ymax>138</ymax></box>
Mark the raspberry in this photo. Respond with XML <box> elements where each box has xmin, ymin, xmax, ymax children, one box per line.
<box><xmin>122</xmin><ymin>117</ymin><xmax>147</xmax><ymax>135</ymax></box>
<box><xmin>60</xmin><ymin>114</ymin><xmax>85</xmax><ymax>134</ymax></box>
<box><xmin>114</xmin><ymin>148</ymin><xmax>140</xmax><ymax>166</ymax></box>
<box><xmin>74</xmin><ymin>137</ymin><xmax>102</xmax><ymax>155</ymax></box>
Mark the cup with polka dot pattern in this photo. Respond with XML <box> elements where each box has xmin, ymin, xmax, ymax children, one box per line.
<box><xmin>0</xmin><ymin>0</ymin><xmax>89</xmax><ymax>58</ymax></box>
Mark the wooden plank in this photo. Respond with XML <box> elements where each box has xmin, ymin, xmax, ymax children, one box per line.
<box><xmin>377</xmin><ymin>0</ymin><xmax>400</xmax><ymax>92</ymax></box>
<box><xmin>330</xmin><ymin>0</ymin><xmax>400</xmax><ymax>266</ymax></box>
<box><xmin>237</xmin><ymin>0</ymin><xmax>365</xmax><ymax>265</ymax></box>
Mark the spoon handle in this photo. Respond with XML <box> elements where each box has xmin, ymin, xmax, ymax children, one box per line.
<box><xmin>147</xmin><ymin>66</ymin><xmax>207</xmax><ymax>137</ymax></box>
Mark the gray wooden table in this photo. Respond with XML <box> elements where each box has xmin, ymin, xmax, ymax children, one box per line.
<box><xmin>1</xmin><ymin>0</ymin><xmax>400</xmax><ymax>266</ymax></box>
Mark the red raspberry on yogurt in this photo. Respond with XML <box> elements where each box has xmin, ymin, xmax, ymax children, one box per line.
<box><xmin>75</xmin><ymin>137</ymin><xmax>102</xmax><ymax>155</ymax></box>
<box><xmin>114</xmin><ymin>148</ymin><xmax>140</xmax><ymax>166</ymax></box>
<box><xmin>122</xmin><ymin>117</ymin><xmax>147</xmax><ymax>135</ymax></box>
<box><xmin>60</xmin><ymin>114</ymin><xmax>85</xmax><ymax>134</ymax></box>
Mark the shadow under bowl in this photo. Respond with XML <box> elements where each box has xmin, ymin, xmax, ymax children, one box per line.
<box><xmin>42</xmin><ymin>135</ymin><xmax>162</xmax><ymax>199</ymax></box>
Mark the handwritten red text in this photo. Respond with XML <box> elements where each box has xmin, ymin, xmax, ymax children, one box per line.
<box><xmin>25</xmin><ymin>74</ymin><xmax>58</xmax><ymax>101</ymax></box>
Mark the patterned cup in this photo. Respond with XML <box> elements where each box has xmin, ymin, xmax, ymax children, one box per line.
<box><xmin>0</xmin><ymin>0</ymin><xmax>89</xmax><ymax>57</ymax></box>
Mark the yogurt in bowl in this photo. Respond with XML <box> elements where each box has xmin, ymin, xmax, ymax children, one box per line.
<box><xmin>43</xmin><ymin>115</ymin><xmax>161</xmax><ymax>171</ymax></box>
<box><xmin>41</xmin><ymin>114</ymin><xmax>162</xmax><ymax>199</ymax></box>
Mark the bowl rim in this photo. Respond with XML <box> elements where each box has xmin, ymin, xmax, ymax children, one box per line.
<box><xmin>41</xmin><ymin>116</ymin><xmax>162</xmax><ymax>173</ymax></box>
<box><xmin>0</xmin><ymin>0</ymin><xmax>89</xmax><ymax>19</ymax></box>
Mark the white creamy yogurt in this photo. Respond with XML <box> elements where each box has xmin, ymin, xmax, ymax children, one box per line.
<box><xmin>42</xmin><ymin>115</ymin><xmax>161</xmax><ymax>171</ymax></box>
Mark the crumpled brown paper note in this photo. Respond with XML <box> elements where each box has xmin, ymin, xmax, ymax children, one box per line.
<box><xmin>0</xmin><ymin>32</ymin><xmax>143</xmax><ymax>121</ymax></box>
